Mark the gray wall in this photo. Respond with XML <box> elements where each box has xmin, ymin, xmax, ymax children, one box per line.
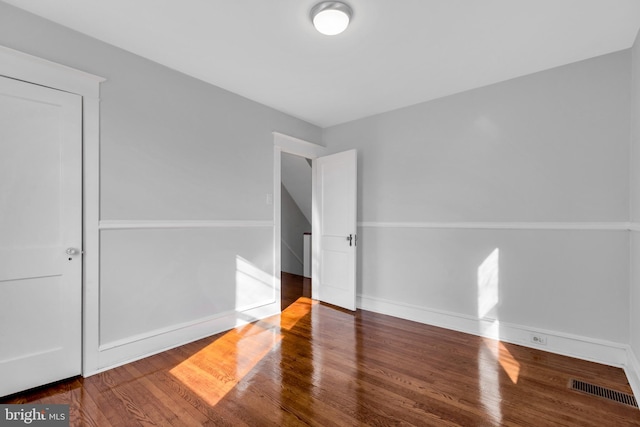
<box><xmin>323</xmin><ymin>51</ymin><xmax>631</xmax><ymax>345</ymax></box>
<box><xmin>281</xmin><ymin>184</ymin><xmax>311</xmax><ymax>275</ymax></box>
<box><xmin>281</xmin><ymin>153</ymin><xmax>312</xmax><ymax>222</ymax></box>
<box><xmin>0</xmin><ymin>2</ymin><xmax>321</xmax><ymax>367</ymax></box>
<box><xmin>631</xmin><ymin>29</ymin><xmax>640</xmax><ymax>362</ymax></box>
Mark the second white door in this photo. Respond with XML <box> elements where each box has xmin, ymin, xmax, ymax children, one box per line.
<box><xmin>314</xmin><ymin>149</ymin><xmax>357</xmax><ymax>311</ymax></box>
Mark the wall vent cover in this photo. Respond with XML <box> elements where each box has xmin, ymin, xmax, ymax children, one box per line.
<box><xmin>569</xmin><ymin>379</ymin><xmax>638</xmax><ymax>408</ymax></box>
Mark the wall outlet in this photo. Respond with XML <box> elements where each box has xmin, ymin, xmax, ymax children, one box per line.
<box><xmin>530</xmin><ymin>334</ymin><xmax>547</xmax><ymax>346</ymax></box>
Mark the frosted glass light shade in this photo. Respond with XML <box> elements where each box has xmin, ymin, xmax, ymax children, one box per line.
<box><xmin>311</xmin><ymin>2</ymin><xmax>352</xmax><ymax>36</ymax></box>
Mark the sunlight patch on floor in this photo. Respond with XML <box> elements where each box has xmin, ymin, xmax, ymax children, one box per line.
<box><xmin>478</xmin><ymin>344</ymin><xmax>503</xmax><ymax>426</ymax></box>
<box><xmin>482</xmin><ymin>338</ymin><xmax>521</xmax><ymax>384</ymax></box>
<box><xmin>169</xmin><ymin>297</ymin><xmax>314</xmax><ymax>406</ymax></box>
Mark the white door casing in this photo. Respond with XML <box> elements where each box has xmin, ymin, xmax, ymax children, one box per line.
<box><xmin>273</xmin><ymin>132</ymin><xmax>327</xmax><ymax>310</ymax></box>
<box><xmin>314</xmin><ymin>149</ymin><xmax>357</xmax><ymax>311</ymax></box>
<box><xmin>0</xmin><ymin>76</ymin><xmax>82</xmax><ymax>396</ymax></box>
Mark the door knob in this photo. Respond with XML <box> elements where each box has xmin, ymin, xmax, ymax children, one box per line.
<box><xmin>66</xmin><ymin>248</ymin><xmax>79</xmax><ymax>255</ymax></box>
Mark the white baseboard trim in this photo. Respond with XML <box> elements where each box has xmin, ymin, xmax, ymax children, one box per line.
<box><xmin>357</xmin><ymin>294</ymin><xmax>628</xmax><ymax>368</ymax></box>
<box><xmin>625</xmin><ymin>347</ymin><xmax>640</xmax><ymax>401</ymax></box>
<box><xmin>88</xmin><ymin>300</ymin><xmax>280</xmax><ymax>376</ymax></box>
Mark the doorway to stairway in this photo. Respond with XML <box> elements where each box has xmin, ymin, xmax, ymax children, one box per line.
<box><xmin>280</xmin><ymin>151</ymin><xmax>313</xmax><ymax>310</ymax></box>
<box><xmin>273</xmin><ymin>132</ymin><xmax>358</xmax><ymax>312</ymax></box>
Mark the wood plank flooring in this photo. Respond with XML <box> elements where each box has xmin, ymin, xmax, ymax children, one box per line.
<box><xmin>2</xmin><ymin>273</ymin><xmax>640</xmax><ymax>426</ymax></box>
<box><xmin>281</xmin><ymin>271</ymin><xmax>312</xmax><ymax>310</ymax></box>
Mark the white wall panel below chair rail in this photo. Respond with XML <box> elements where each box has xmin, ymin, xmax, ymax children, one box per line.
<box><xmin>354</xmin><ymin>224</ymin><xmax>629</xmax><ymax>350</ymax></box>
<box><xmin>96</xmin><ymin>222</ymin><xmax>275</xmax><ymax>371</ymax></box>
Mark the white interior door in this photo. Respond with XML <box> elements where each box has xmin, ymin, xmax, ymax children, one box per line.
<box><xmin>0</xmin><ymin>75</ymin><xmax>82</xmax><ymax>397</ymax></box>
<box><xmin>314</xmin><ymin>149</ymin><xmax>357</xmax><ymax>311</ymax></box>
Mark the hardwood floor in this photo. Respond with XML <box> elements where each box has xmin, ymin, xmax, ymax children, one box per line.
<box><xmin>3</xmin><ymin>275</ymin><xmax>640</xmax><ymax>426</ymax></box>
<box><xmin>281</xmin><ymin>271</ymin><xmax>312</xmax><ymax>310</ymax></box>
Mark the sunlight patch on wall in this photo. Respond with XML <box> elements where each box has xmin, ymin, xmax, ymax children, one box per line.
<box><xmin>235</xmin><ymin>255</ymin><xmax>275</xmax><ymax>311</ymax></box>
<box><xmin>476</xmin><ymin>247</ymin><xmax>520</xmax><ymax>391</ymax></box>
<box><xmin>477</xmin><ymin>248</ymin><xmax>499</xmax><ymax>319</ymax></box>
<box><xmin>476</xmin><ymin>246</ymin><xmax>519</xmax><ymax>421</ymax></box>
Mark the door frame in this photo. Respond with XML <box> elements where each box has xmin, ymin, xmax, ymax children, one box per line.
<box><xmin>0</xmin><ymin>45</ymin><xmax>105</xmax><ymax>376</ymax></box>
<box><xmin>273</xmin><ymin>132</ymin><xmax>326</xmax><ymax>305</ymax></box>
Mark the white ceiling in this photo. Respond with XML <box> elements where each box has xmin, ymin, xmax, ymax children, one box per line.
<box><xmin>4</xmin><ymin>0</ymin><xmax>640</xmax><ymax>127</ymax></box>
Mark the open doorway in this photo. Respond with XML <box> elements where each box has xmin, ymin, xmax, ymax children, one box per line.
<box><xmin>280</xmin><ymin>152</ymin><xmax>312</xmax><ymax>310</ymax></box>
<box><xmin>273</xmin><ymin>132</ymin><xmax>327</xmax><ymax>312</ymax></box>
<box><xmin>273</xmin><ymin>132</ymin><xmax>358</xmax><ymax>313</ymax></box>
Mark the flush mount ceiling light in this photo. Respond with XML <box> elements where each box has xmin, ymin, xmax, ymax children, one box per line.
<box><xmin>311</xmin><ymin>2</ymin><xmax>353</xmax><ymax>36</ymax></box>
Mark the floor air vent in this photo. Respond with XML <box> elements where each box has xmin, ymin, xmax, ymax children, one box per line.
<box><xmin>569</xmin><ymin>379</ymin><xmax>638</xmax><ymax>408</ymax></box>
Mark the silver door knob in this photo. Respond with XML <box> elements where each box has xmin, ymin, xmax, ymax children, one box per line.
<box><xmin>66</xmin><ymin>248</ymin><xmax>78</xmax><ymax>255</ymax></box>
